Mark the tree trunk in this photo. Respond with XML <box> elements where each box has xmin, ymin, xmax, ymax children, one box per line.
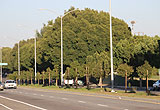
<box><xmin>38</xmin><ymin>79</ymin><xmax>39</xmax><ymax>85</ymax></box>
<box><xmin>146</xmin><ymin>70</ymin><xmax>148</xmax><ymax>93</ymax></box>
<box><xmin>31</xmin><ymin>73</ymin><xmax>32</xmax><ymax>85</ymax></box>
<box><xmin>76</xmin><ymin>68</ymin><xmax>78</xmax><ymax>89</ymax></box>
<box><xmin>56</xmin><ymin>78</ymin><xmax>58</xmax><ymax>86</ymax></box>
<box><xmin>99</xmin><ymin>76</ymin><xmax>103</xmax><ymax>88</ymax></box>
<box><xmin>75</xmin><ymin>76</ymin><xmax>78</xmax><ymax>89</ymax></box>
<box><xmin>85</xmin><ymin>66</ymin><xmax>88</xmax><ymax>86</ymax></box>
<box><xmin>16</xmin><ymin>78</ymin><xmax>18</xmax><ymax>85</ymax></box>
<box><xmin>27</xmin><ymin>77</ymin><xmax>29</xmax><ymax>85</ymax></box>
<box><xmin>125</xmin><ymin>70</ymin><xmax>127</xmax><ymax>93</ymax></box>
<box><xmin>67</xmin><ymin>69</ymin><xmax>69</xmax><ymax>86</ymax></box>
<box><xmin>99</xmin><ymin>65</ymin><xmax>103</xmax><ymax>88</ymax></box>
<box><xmin>140</xmin><ymin>78</ymin><xmax>142</xmax><ymax>89</ymax></box>
<box><xmin>49</xmin><ymin>72</ymin><xmax>50</xmax><ymax>86</ymax></box>
<box><xmin>43</xmin><ymin>72</ymin><xmax>44</xmax><ymax>86</ymax></box>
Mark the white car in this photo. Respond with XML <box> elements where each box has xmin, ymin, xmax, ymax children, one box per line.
<box><xmin>4</xmin><ymin>80</ymin><xmax>17</xmax><ymax>89</ymax></box>
<box><xmin>153</xmin><ymin>80</ymin><xmax>160</xmax><ymax>90</ymax></box>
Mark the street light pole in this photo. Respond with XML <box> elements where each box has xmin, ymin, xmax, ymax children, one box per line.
<box><xmin>35</xmin><ymin>34</ymin><xmax>37</xmax><ymax>84</ymax></box>
<box><xmin>109</xmin><ymin>0</ymin><xmax>115</xmax><ymax>92</ymax></box>
<box><xmin>39</xmin><ymin>9</ymin><xmax>77</xmax><ymax>86</ymax></box>
<box><xmin>18</xmin><ymin>42</ymin><xmax>20</xmax><ymax>85</ymax></box>
<box><xmin>61</xmin><ymin>16</ymin><xmax>63</xmax><ymax>86</ymax></box>
<box><xmin>60</xmin><ymin>9</ymin><xmax>78</xmax><ymax>86</ymax></box>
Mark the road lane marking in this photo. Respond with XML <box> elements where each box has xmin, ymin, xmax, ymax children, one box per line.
<box><xmin>0</xmin><ymin>103</ymin><xmax>13</xmax><ymax>110</ymax></box>
<box><xmin>0</xmin><ymin>96</ymin><xmax>47</xmax><ymax>110</ymax></box>
<box><xmin>40</xmin><ymin>95</ymin><xmax>44</xmax><ymax>96</ymax></box>
<box><xmin>33</xmin><ymin>94</ymin><xmax>37</xmax><ymax>95</ymax></box>
<box><xmin>124</xmin><ymin>109</ymin><xmax>128</xmax><ymax>110</ymax></box>
<box><xmin>78</xmin><ymin>101</ymin><xmax>86</xmax><ymax>103</ymax></box>
<box><xmin>19</xmin><ymin>92</ymin><xmax>22</xmax><ymax>94</ymax></box>
<box><xmin>49</xmin><ymin>96</ymin><xmax>54</xmax><ymax>98</ymax></box>
<box><xmin>97</xmin><ymin>104</ymin><xmax>108</xmax><ymax>107</ymax></box>
<box><xmin>62</xmin><ymin>98</ymin><xmax>68</xmax><ymax>100</ymax></box>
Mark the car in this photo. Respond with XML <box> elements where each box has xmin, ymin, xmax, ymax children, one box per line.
<box><xmin>4</xmin><ymin>80</ymin><xmax>17</xmax><ymax>89</ymax></box>
<box><xmin>74</xmin><ymin>80</ymin><xmax>84</xmax><ymax>86</ymax></box>
<box><xmin>153</xmin><ymin>80</ymin><xmax>160</xmax><ymax>91</ymax></box>
<box><xmin>0</xmin><ymin>81</ymin><xmax>4</xmax><ymax>91</ymax></box>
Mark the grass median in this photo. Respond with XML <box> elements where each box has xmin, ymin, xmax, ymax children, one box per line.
<box><xmin>19</xmin><ymin>84</ymin><xmax>160</xmax><ymax>100</ymax></box>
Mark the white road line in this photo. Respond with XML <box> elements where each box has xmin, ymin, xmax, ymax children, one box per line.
<box><xmin>19</xmin><ymin>92</ymin><xmax>22</xmax><ymax>94</ymax></box>
<box><xmin>49</xmin><ymin>96</ymin><xmax>54</xmax><ymax>98</ymax></box>
<box><xmin>0</xmin><ymin>96</ymin><xmax>47</xmax><ymax>110</ymax></box>
<box><xmin>78</xmin><ymin>101</ymin><xmax>86</xmax><ymax>103</ymax></box>
<box><xmin>40</xmin><ymin>95</ymin><xmax>44</xmax><ymax>96</ymax></box>
<box><xmin>0</xmin><ymin>103</ymin><xmax>13</xmax><ymax>110</ymax></box>
<box><xmin>33</xmin><ymin>94</ymin><xmax>37</xmax><ymax>95</ymax></box>
<box><xmin>62</xmin><ymin>98</ymin><xmax>68</xmax><ymax>100</ymax></box>
<box><xmin>124</xmin><ymin>109</ymin><xmax>128</xmax><ymax>110</ymax></box>
<box><xmin>97</xmin><ymin>104</ymin><xmax>108</xmax><ymax>107</ymax></box>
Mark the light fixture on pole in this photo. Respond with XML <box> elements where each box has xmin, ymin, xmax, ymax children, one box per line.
<box><xmin>109</xmin><ymin>0</ymin><xmax>115</xmax><ymax>92</ymax></box>
<box><xmin>131</xmin><ymin>21</ymin><xmax>136</xmax><ymax>36</ymax></box>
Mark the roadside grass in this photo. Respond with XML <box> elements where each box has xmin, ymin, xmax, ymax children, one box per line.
<box><xmin>19</xmin><ymin>84</ymin><xmax>160</xmax><ymax>100</ymax></box>
<box><xmin>150</xmin><ymin>75</ymin><xmax>159</xmax><ymax>80</ymax></box>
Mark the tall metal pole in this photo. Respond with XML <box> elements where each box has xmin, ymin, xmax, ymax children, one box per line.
<box><xmin>35</xmin><ymin>35</ymin><xmax>37</xmax><ymax>84</ymax></box>
<box><xmin>61</xmin><ymin>16</ymin><xmax>63</xmax><ymax>86</ymax></box>
<box><xmin>0</xmin><ymin>47</ymin><xmax>2</xmax><ymax>82</ymax></box>
<box><xmin>109</xmin><ymin>0</ymin><xmax>114</xmax><ymax>92</ymax></box>
<box><xmin>18</xmin><ymin>42</ymin><xmax>20</xmax><ymax>85</ymax></box>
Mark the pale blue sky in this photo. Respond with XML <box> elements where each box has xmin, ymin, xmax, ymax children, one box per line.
<box><xmin>0</xmin><ymin>0</ymin><xmax>160</xmax><ymax>47</ymax></box>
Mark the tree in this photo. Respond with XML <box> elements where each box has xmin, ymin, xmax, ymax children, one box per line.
<box><xmin>136</xmin><ymin>61</ymin><xmax>153</xmax><ymax>92</ymax></box>
<box><xmin>46</xmin><ymin>67</ymin><xmax>52</xmax><ymax>86</ymax></box>
<box><xmin>42</xmin><ymin>71</ymin><xmax>46</xmax><ymax>86</ymax></box>
<box><xmin>92</xmin><ymin>51</ymin><xmax>110</xmax><ymax>88</ymax></box>
<box><xmin>52</xmin><ymin>65</ymin><xmax>59</xmax><ymax>86</ymax></box>
<box><xmin>70</xmin><ymin>61</ymin><xmax>83</xmax><ymax>88</ymax></box>
<box><xmin>117</xmin><ymin>63</ymin><xmax>133</xmax><ymax>92</ymax></box>
<box><xmin>36</xmin><ymin>72</ymin><xmax>41</xmax><ymax>85</ymax></box>
<box><xmin>29</xmin><ymin>68</ymin><xmax>34</xmax><ymax>85</ymax></box>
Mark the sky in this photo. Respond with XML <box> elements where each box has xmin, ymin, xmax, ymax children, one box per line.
<box><xmin>0</xmin><ymin>0</ymin><xmax>160</xmax><ymax>47</ymax></box>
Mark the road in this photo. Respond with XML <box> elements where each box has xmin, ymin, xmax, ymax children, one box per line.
<box><xmin>0</xmin><ymin>87</ymin><xmax>160</xmax><ymax>110</ymax></box>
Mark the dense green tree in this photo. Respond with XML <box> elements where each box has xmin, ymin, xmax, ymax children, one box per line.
<box><xmin>116</xmin><ymin>63</ymin><xmax>133</xmax><ymax>92</ymax></box>
<box><xmin>136</xmin><ymin>61</ymin><xmax>153</xmax><ymax>91</ymax></box>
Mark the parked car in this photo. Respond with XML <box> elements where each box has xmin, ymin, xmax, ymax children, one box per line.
<box><xmin>153</xmin><ymin>80</ymin><xmax>160</xmax><ymax>91</ymax></box>
<box><xmin>4</xmin><ymin>80</ymin><xmax>17</xmax><ymax>89</ymax></box>
<box><xmin>0</xmin><ymin>81</ymin><xmax>4</xmax><ymax>91</ymax></box>
<box><xmin>64</xmin><ymin>79</ymin><xmax>74</xmax><ymax>86</ymax></box>
<box><xmin>75</xmin><ymin>80</ymin><xmax>84</xmax><ymax>86</ymax></box>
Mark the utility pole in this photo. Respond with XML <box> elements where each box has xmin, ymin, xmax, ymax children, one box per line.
<box><xmin>109</xmin><ymin>0</ymin><xmax>115</xmax><ymax>92</ymax></box>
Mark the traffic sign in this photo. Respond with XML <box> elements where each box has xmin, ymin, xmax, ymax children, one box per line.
<box><xmin>0</xmin><ymin>63</ymin><xmax>8</xmax><ymax>65</ymax></box>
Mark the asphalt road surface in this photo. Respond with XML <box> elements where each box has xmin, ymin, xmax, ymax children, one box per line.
<box><xmin>0</xmin><ymin>87</ymin><xmax>160</xmax><ymax>110</ymax></box>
